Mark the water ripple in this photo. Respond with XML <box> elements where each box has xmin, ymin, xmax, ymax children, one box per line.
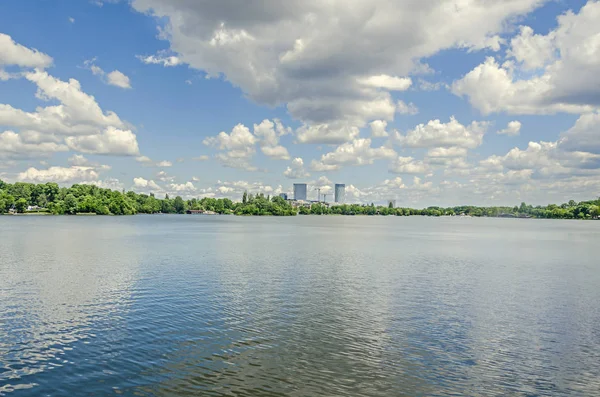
<box><xmin>1</xmin><ymin>216</ymin><xmax>599</xmax><ymax>396</ymax></box>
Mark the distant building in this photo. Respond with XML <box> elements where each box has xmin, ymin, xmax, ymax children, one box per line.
<box><xmin>387</xmin><ymin>200</ymin><xmax>397</xmax><ymax>208</ymax></box>
<box><xmin>334</xmin><ymin>184</ymin><xmax>346</xmax><ymax>203</ymax></box>
<box><xmin>294</xmin><ymin>184</ymin><xmax>307</xmax><ymax>201</ymax></box>
<box><xmin>279</xmin><ymin>193</ymin><xmax>288</xmax><ymax>200</ymax></box>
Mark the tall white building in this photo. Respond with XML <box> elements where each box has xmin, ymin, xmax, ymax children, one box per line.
<box><xmin>335</xmin><ymin>184</ymin><xmax>346</xmax><ymax>203</ymax></box>
<box><xmin>294</xmin><ymin>183</ymin><xmax>307</xmax><ymax>201</ymax></box>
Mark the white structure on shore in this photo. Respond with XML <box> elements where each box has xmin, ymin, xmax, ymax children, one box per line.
<box><xmin>335</xmin><ymin>184</ymin><xmax>346</xmax><ymax>203</ymax></box>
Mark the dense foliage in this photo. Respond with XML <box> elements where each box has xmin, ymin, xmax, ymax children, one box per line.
<box><xmin>299</xmin><ymin>200</ymin><xmax>600</xmax><ymax>219</ymax></box>
<box><xmin>0</xmin><ymin>180</ymin><xmax>598</xmax><ymax>219</ymax></box>
<box><xmin>0</xmin><ymin>180</ymin><xmax>295</xmax><ymax>216</ymax></box>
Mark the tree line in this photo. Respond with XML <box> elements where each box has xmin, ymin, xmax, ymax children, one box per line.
<box><xmin>0</xmin><ymin>180</ymin><xmax>598</xmax><ymax>219</ymax></box>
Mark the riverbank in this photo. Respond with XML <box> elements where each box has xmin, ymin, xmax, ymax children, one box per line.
<box><xmin>1</xmin><ymin>180</ymin><xmax>599</xmax><ymax>219</ymax></box>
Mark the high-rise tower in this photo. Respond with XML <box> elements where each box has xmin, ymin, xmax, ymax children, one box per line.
<box><xmin>293</xmin><ymin>184</ymin><xmax>307</xmax><ymax>201</ymax></box>
<box><xmin>334</xmin><ymin>184</ymin><xmax>346</xmax><ymax>203</ymax></box>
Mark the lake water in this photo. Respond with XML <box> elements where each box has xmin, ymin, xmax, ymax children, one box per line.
<box><xmin>1</xmin><ymin>216</ymin><xmax>599</xmax><ymax>396</ymax></box>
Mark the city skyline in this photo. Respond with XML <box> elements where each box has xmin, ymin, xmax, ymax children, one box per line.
<box><xmin>1</xmin><ymin>1</ymin><xmax>599</xmax><ymax>207</ymax></box>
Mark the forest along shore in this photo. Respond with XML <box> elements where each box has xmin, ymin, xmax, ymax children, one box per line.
<box><xmin>1</xmin><ymin>180</ymin><xmax>599</xmax><ymax>219</ymax></box>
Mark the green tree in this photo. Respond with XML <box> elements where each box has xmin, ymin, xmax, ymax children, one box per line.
<box><xmin>173</xmin><ymin>196</ymin><xmax>186</xmax><ymax>214</ymax></box>
<box><xmin>15</xmin><ymin>198</ymin><xmax>28</xmax><ymax>213</ymax></box>
<box><xmin>64</xmin><ymin>194</ymin><xmax>78</xmax><ymax>215</ymax></box>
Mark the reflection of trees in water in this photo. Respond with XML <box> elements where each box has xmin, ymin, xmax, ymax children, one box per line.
<box><xmin>0</xmin><ymin>219</ymin><xmax>141</xmax><ymax>393</ymax></box>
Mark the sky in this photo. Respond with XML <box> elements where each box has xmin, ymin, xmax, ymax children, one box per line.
<box><xmin>1</xmin><ymin>0</ymin><xmax>599</xmax><ymax>207</ymax></box>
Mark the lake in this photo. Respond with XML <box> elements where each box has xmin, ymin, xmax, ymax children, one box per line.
<box><xmin>1</xmin><ymin>216</ymin><xmax>599</xmax><ymax>396</ymax></box>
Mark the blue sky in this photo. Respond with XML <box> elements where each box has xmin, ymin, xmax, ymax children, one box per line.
<box><xmin>1</xmin><ymin>0</ymin><xmax>599</xmax><ymax>206</ymax></box>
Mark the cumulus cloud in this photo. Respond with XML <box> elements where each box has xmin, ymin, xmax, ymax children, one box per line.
<box><xmin>498</xmin><ymin>121</ymin><xmax>522</xmax><ymax>136</ymax></box>
<box><xmin>0</xmin><ymin>33</ymin><xmax>53</xmax><ymax>68</ymax></box>
<box><xmin>558</xmin><ymin>112</ymin><xmax>600</xmax><ymax>154</ymax></box>
<box><xmin>389</xmin><ymin>156</ymin><xmax>429</xmax><ymax>174</ymax></box>
<box><xmin>106</xmin><ymin>70</ymin><xmax>132</xmax><ymax>89</ymax></box>
<box><xmin>358</xmin><ymin>75</ymin><xmax>412</xmax><ymax>91</ymax></box>
<box><xmin>82</xmin><ymin>178</ymin><xmax>124</xmax><ymax>191</ymax></box>
<box><xmin>296</xmin><ymin>123</ymin><xmax>360</xmax><ymax>144</ymax></box>
<box><xmin>156</xmin><ymin>160</ymin><xmax>172</xmax><ymax>167</ymax></box>
<box><xmin>133</xmin><ymin>177</ymin><xmax>161</xmax><ymax>191</ymax></box>
<box><xmin>397</xmin><ymin>100</ymin><xmax>419</xmax><ymax>115</ymax></box>
<box><xmin>130</xmin><ymin>0</ymin><xmax>544</xmax><ymax>139</ymax></box>
<box><xmin>18</xmin><ymin>166</ymin><xmax>102</xmax><ymax>183</ymax></box>
<box><xmin>0</xmin><ymin>130</ymin><xmax>68</xmax><ymax>159</ymax></box>
<box><xmin>68</xmin><ymin>154</ymin><xmax>90</xmax><ymax>166</ymax></box>
<box><xmin>83</xmin><ymin>58</ymin><xmax>132</xmax><ymax>89</ymax></box>
<box><xmin>204</xmin><ymin>123</ymin><xmax>258</xmax><ymax>170</ymax></box>
<box><xmin>204</xmin><ymin>123</ymin><xmax>257</xmax><ymax>151</ymax></box>
<box><xmin>284</xmin><ymin>157</ymin><xmax>310</xmax><ymax>179</ymax></box>
<box><xmin>311</xmin><ymin>138</ymin><xmax>396</xmax><ymax>171</ymax></box>
<box><xmin>394</xmin><ymin>117</ymin><xmax>488</xmax><ymax>149</ymax></box>
<box><xmin>426</xmin><ymin>147</ymin><xmax>468</xmax><ymax>158</ymax></box>
<box><xmin>65</xmin><ymin>127</ymin><xmax>140</xmax><ymax>156</ymax></box>
<box><xmin>136</xmin><ymin>52</ymin><xmax>181</xmax><ymax>67</ymax></box>
<box><xmin>136</xmin><ymin>155</ymin><xmax>152</xmax><ymax>163</ymax></box>
<box><xmin>369</xmin><ymin>120</ymin><xmax>388</xmax><ymax>138</ymax></box>
<box><xmin>453</xmin><ymin>1</ymin><xmax>600</xmax><ymax>115</ymax></box>
<box><xmin>253</xmin><ymin>119</ymin><xmax>291</xmax><ymax>160</ymax></box>
<box><xmin>168</xmin><ymin>182</ymin><xmax>197</xmax><ymax>193</ymax></box>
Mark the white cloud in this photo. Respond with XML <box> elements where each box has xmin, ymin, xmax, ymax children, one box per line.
<box><xmin>83</xmin><ymin>59</ymin><xmax>132</xmax><ymax>89</ymax></box>
<box><xmin>156</xmin><ymin>160</ymin><xmax>172</xmax><ymax>167</ymax></box>
<box><xmin>156</xmin><ymin>170</ymin><xmax>175</xmax><ymax>182</ymax></box>
<box><xmin>296</xmin><ymin>123</ymin><xmax>360</xmax><ymax>144</ymax></box>
<box><xmin>106</xmin><ymin>70</ymin><xmax>132</xmax><ymax>89</ymax></box>
<box><xmin>204</xmin><ymin>123</ymin><xmax>257</xmax><ymax>170</ymax></box>
<box><xmin>131</xmin><ymin>0</ymin><xmax>544</xmax><ymax>138</ymax></box>
<box><xmin>69</xmin><ymin>17</ymin><xmax>75</xmax><ymax>24</ymax></box>
<box><xmin>397</xmin><ymin>100</ymin><xmax>419</xmax><ymax>115</ymax></box>
<box><xmin>358</xmin><ymin>75</ymin><xmax>412</xmax><ymax>91</ymax></box>
<box><xmin>0</xmin><ymin>69</ymin><xmax>126</xmax><ymax>139</ymax></box>
<box><xmin>0</xmin><ymin>33</ymin><xmax>53</xmax><ymax>68</ymax></box>
<box><xmin>136</xmin><ymin>52</ymin><xmax>181</xmax><ymax>67</ymax></box>
<box><xmin>453</xmin><ymin>2</ymin><xmax>600</xmax><ymax>115</ymax></box>
<box><xmin>558</xmin><ymin>112</ymin><xmax>600</xmax><ymax>154</ymax></box>
<box><xmin>508</xmin><ymin>26</ymin><xmax>556</xmax><ymax>70</ymax></box>
<box><xmin>193</xmin><ymin>155</ymin><xmax>210</xmax><ymax>161</ymax></box>
<box><xmin>168</xmin><ymin>182</ymin><xmax>197</xmax><ymax>193</ymax></box>
<box><xmin>204</xmin><ymin>123</ymin><xmax>257</xmax><ymax>150</ymax></box>
<box><xmin>498</xmin><ymin>121</ymin><xmax>522</xmax><ymax>136</ymax></box>
<box><xmin>369</xmin><ymin>120</ymin><xmax>388</xmax><ymax>138</ymax></box>
<box><xmin>261</xmin><ymin>145</ymin><xmax>290</xmax><ymax>160</ymax></box>
<box><xmin>395</xmin><ymin>117</ymin><xmax>488</xmax><ymax>149</ymax></box>
<box><xmin>18</xmin><ymin>166</ymin><xmax>101</xmax><ymax>183</ymax></box>
<box><xmin>253</xmin><ymin>119</ymin><xmax>291</xmax><ymax>159</ymax></box>
<box><xmin>418</xmin><ymin>79</ymin><xmax>444</xmax><ymax>91</ymax></box>
<box><xmin>284</xmin><ymin>157</ymin><xmax>310</xmax><ymax>179</ymax></box>
<box><xmin>426</xmin><ymin>147</ymin><xmax>468</xmax><ymax>158</ymax></box>
<box><xmin>311</xmin><ymin>138</ymin><xmax>396</xmax><ymax>171</ymax></box>
<box><xmin>65</xmin><ymin>127</ymin><xmax>140</xmax><ymax>156</ymax></box>
<box><xmin>82</xmin><ymin>178</ymin><xmax>124</xmax><ymax>191</ymax></box>
<box><xmin>136</xmin><ymin>155</ymin><xmax>152</xmax><ymax>163</ymax></box>
<box><xmin>0</xmin><ymin>130</ymin><xmax>68</xmax><ymax>159</ymax></box>
<box><xmin>389</xmin><ymin>156</ymin><xmax>429</xmax><ymax>174</ymax></box>
<box><xmin>68</xmin><ymin>154</ymin><xmax>89</xmax><ymax>166</ymax></box>
<box><xmin>133</xmin><ymin>177</ymin><xmax>161</xmax><ymax>191</ymax></box>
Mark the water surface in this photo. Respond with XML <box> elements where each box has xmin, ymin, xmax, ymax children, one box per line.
<box><xmin>1</xmin><ymin>216</ymin><xmax>599</xmax><ymax>396</ymax></box>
